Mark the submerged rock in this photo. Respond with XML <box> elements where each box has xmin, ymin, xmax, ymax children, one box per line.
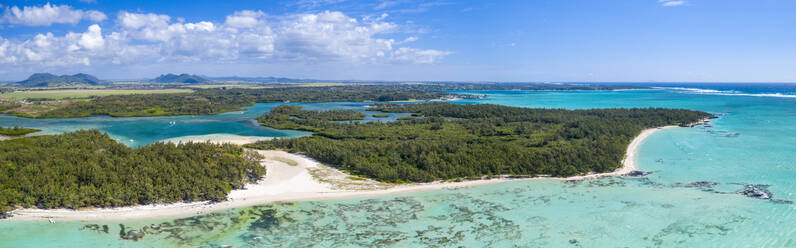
<box><xmin>120</xmin><ymin>230</ymin><xmax>145</xmax><ymax>241</ymax></box>
<box><xmin>705</xmin><ymin>130</ymin><xmax>740</xmax><ymax>137</ymax></box>
<box><xmin>670</xmin><ymin>181</ymin><xmax>720</xmax><ymax>193</ymax></box>
<box><xmin>624</xmin><ymin>170</ymin><xmax>652</xmax><ymax>177</ymax></box>
<box><xmin>722</xmin><ymin>132</ymin><xmax>740</xmax><ymax>137</ymax></box>
<box><xmin>564</xmin><ymin>179</ymin><xmax>584</xmax><ymax>184</ymax></box>
<box><xmin>737</xmin><ymin>185</ymin><xmax>771</xmax><ymax>200</ymax></box>
<box><xmin>688</xmin><ymin>181</ymin><xmax>718</xmax><ymax>188</ymax></box>
<box><xmin>118</xmin><ymin>224</ymin><xmax>145</xmax><ymax>241</ymax></box>
<box><xmin>733</xmin><ymin>184</ymin><xmax>793</xmax><ymax>204</ymax></box>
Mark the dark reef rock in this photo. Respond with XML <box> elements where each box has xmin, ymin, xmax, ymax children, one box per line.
<box><xmin>705</xmin><ymin>130</ymin><xmax>740</xmax><ymax>137</ymax></box>
<box><xmin>722</xmin><ymin>132</ymin><xmax>740</xmax><ymax>137</ymax></box>
<box><xmin>82</xmin><ymin>224</ymin><xmax>110</xmax><ymax>234</ymax></box>
<box><xmin>623</xmin><ymin>170</ymin><xmax>652</xmax><ymax>177</ymax></box>
<box><xmin>687</xmin><ymin>181</ymin><xmax>719</xmax><ymax>188</ymax></box>
<box><xmin>731</xmin><ymin>184</ymin><xmax>793</xmax><ymax>204</ymax></box>
<box><xmin>118</xmin><ymin>224</ymin><xmax>145</xmax><ymax>241</ymax></box>
<box><xmin>670</xmin><ymin>181</ymin><xmax>720</xmax><ymax>193</ymax></box>
<box><xmin>564</xmin><ymin>179</ymin><xmax>584</xmax><ymax>184</ymax></box>
<box><xmin>737</xmin><ymin>185</ymin><xmax>771</xmax><ymax>200</ymax></box>
<box><xmin>670</xmin><ymin>182</ymin><xmax>794</xmax><ymax>204</ymax></box>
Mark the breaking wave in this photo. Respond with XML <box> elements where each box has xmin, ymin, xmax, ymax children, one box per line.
<box><xmin>655</xmin><ymin>87</ymin><xmax>796</xmax><ymax>98</ymax></box>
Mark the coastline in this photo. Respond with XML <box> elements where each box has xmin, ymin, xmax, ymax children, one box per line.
<box><xmin>4</xmin><ymin>126</ymin><xmax>674</xmax><ymax>222</ymax></box>
<box><xmin>161</xmin><ymin>134</ymin><xmax>274</xmax><ymax>145</ymax></box>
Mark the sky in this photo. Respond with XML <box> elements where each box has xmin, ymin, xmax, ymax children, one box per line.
<box><xmin>0</xmin><ymin>0</ymin><xmax>794</xmax><ymax>82</ymax></box>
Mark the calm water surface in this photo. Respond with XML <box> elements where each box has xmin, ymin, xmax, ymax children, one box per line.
<box><xmin>2</xmin><ymin>84</ymin><xmax>795</xmax><ymax>247</ymax></box>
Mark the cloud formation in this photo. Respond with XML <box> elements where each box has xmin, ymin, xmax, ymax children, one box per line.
<box><xmin>0</xmin><ymin>7</ymin><xmax>450</xmax><ymax>72</ymax></box>
<box><xmin>1</xmin><ymin>3</ymin><xmax>106</xmax><ymax>26</ymax></box>
<box><xmin>658</xmin><ymin>0</ymin><xmax>687</xmax><ymax>7</ymax></box>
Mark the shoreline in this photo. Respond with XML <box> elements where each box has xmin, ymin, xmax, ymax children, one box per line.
<box><xmin>4</xmin><ymin>125</ymin><xmax>675</xmax><ymax>222</ymax></box>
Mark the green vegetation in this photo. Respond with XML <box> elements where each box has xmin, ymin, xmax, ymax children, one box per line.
<box><xmin>3</xmin><ymin>83</ymin><xmax>650</xmax><ymax>119</ymax></box>
<box><xmin>0</xmin><ymin>126</ymin><xmax>40</xmax><ymax>136</ymax></box>
<box><xmin>2</xmin><ymin>100</ymin><xmax>75</xmax><ymax>118</ymax></box>
<box><xmin>0</xmin><ymin>89</ymin><xmax>193</xmax><ymax>101</ymax></box>
<box><xmin>290</xmin><ymin>82</ymin><xmax>351</xmax><ymax>87</ymax></box>
<box><xmin>151</xmin><ymin>73</ymin><xmax>211</xmax><ymax>84</ymax></box>
<box><xmin>246</xmin><ymin>102</ymin><xmax>710</xmax><ymax>182</ymax></box>
<box><xmin>257</xmin><ymin>105</ymin><xmax>365</xmax><ymax>132</ymax></box>
<box><xmin>31</xmin><ymin>86</ymin><xmax>448</xmax><ymax>118</ymax></box>
<box><xmin>16</xmin><ymin>73</ymin><xmax>104</xmax><ymax>87</ymax></box>
<box><xmin>0</xmin><ymin>130</ymin><xmax>265</xmax><ymax>214</ymax></box>
<box><xmin>0</xmin><ymin>102</ymin><xmax>19</xmax><ymax>112</ymax></box>
<box><xmin>183</xmin><ymin>84</ymin><xmax>272</xmax><ymax>89</ymax></box>
<box><xmin>372</xmin><ymin>114</ymin><xmax>389</xmax><ymax>118</ymax></box>
<box><xmin>34</xmin><ymin>92</ymin><xmax>244</xmax><ymax>118</ymax></box>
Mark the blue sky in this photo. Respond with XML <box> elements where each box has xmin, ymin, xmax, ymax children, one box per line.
<box><xmin>1</xmin><ymin>0</ymin><xmax>794</xmax><ymax>82</ymax></box>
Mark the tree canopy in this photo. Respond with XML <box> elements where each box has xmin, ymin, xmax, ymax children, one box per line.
<box><xmin>247</xmin><ymin>102</ymin><xmax>710</xmax><ymax>182</ymax></box>
<box><xmin>0</xmin><ymin>126</ymin><xmax>40</xmax><ymax>136</ymax></box>
<box><xmin>33</xmin><ymin>86</ymin><xmax>449</xmax><ymax>118</ymax></box>
<box><xmin>0</xmin><ymin>130</ymin><xmax>265</xmax><ymax>215</ymax></box>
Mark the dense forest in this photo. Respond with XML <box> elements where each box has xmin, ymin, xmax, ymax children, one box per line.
<box><xmin>33</xmin><ymin>86</ymin><xmax>449</xmax><ymax>118</ymax></box>
<box><xmin>257</xmin><ymin>105</ymin><xmax>365</xmax><ymax>132</ymax></box>
<box><xmin>14</xmin><ymin>83</ymin><xmax>649</xmax><ymax>118</ymax></box>
<box><xmin>0</xmin><ymin>130</ymin><xmax>265</xmax><ymax>215</ymax></box>
<box><xmin>246</xmin><ymin>102</ymin><xmax>710</xmax><ymax>182</ymax></box>
<box><xmin>0</xmin><ymin>126</ymin><xmax>40</xmax><ymax>136</ymax></box>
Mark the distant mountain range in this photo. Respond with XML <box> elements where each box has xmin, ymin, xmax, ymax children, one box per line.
<box><xmin>205</xmin><ymin>76</ymin><xmax>318</xmax><ymax>83</ymax></box>
<box><xmin>150</xmin><ymin>74</ymin><xmax>211</xmax><ymax>84</ymax></box>
<box><xmin>16</xmin><ymin>73</ymin><xmax>105</xmax><ymax>87</ymax></box>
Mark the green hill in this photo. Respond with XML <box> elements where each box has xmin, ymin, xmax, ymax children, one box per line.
<box><xmin>151</xmin><ymin>74</ymin><xmax>211</xmax><ymax>84</ymax></box>
<box><xmin>17</xmin><ymin>73</ymin><xmax>104</xmax><ymax>87</ymax></box>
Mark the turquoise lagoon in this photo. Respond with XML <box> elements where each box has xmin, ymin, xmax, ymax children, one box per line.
<box><xmin>0</xmin><ymin>102</ymin><xmax>410</xmax><ymax>147</ymax></box>
<box><xmin>1</xmin><ymin>84</ymin><xmax>796</xmax><ymax>247</ymax></box>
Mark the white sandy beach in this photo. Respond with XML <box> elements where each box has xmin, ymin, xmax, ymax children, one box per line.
<box><xmin>162</xmin><ymin>134</ymin><xmax>274</xmax><ymax>145</ymax></box>
<box><xmin>5</xmin><ymin>126</ymin><xmax>674</xmax><ymax>221</ymax></box>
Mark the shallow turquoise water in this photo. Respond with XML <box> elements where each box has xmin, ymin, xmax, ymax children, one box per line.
<box><xmin>2</xmin><ymin>85</ymin><xmax>796</xmax><ymax>247</ymax></box>
<box><xmin>0</xmin><ymin>102</ymin><xmax>410</xmax><ymax>147</ymax></box>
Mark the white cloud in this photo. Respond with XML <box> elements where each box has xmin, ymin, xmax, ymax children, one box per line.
<box><xmin>274</xmin><ymin>11</ymin><xmax>398</xmax><ymax>61</ymax></box>
<box><xmin>659</xmin><ymin>0</ymin><xmax>687</xmax><ymax>7</ymax></box>
<box><xmin>391</xmin><ymin>47</ymin><xmax>452</xmax><ymax>64</ymax></box>
<box><xmin>78</xmin><ymin>24</ymin><xmax>104</xmax><ymax>50</ymax></box>
<box><xmin>396</xmin><ymin>36</ymin><xmax>418</xmax><ymax>44</ymax></box>
<box><xmin>0</xmin><ymin>9</ymin><xmax>450</xmax><ymax>70</ymax></box>
<box><xmin>375</xmin><ymin>0</ymin><xmax>404</xmax><ymax>10</ymax></box>
<box><xmin>117</xmin><ymin>11</ymin><xmax>169</xmax><ymax>29</ymax></box>
<box><xmin>225</xmin><ymin>10</ymin><xmax>264</xmax><ymax>28</ymax></box>
<box><xmin>1</xmin><ymin>3</ymin><xmax>106</xmax><ymax>26</ymax></box>
<box><xmin>293</xmin><ymin>0</ymin><xmax>347</xmax><ymax>10</ymax></box>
